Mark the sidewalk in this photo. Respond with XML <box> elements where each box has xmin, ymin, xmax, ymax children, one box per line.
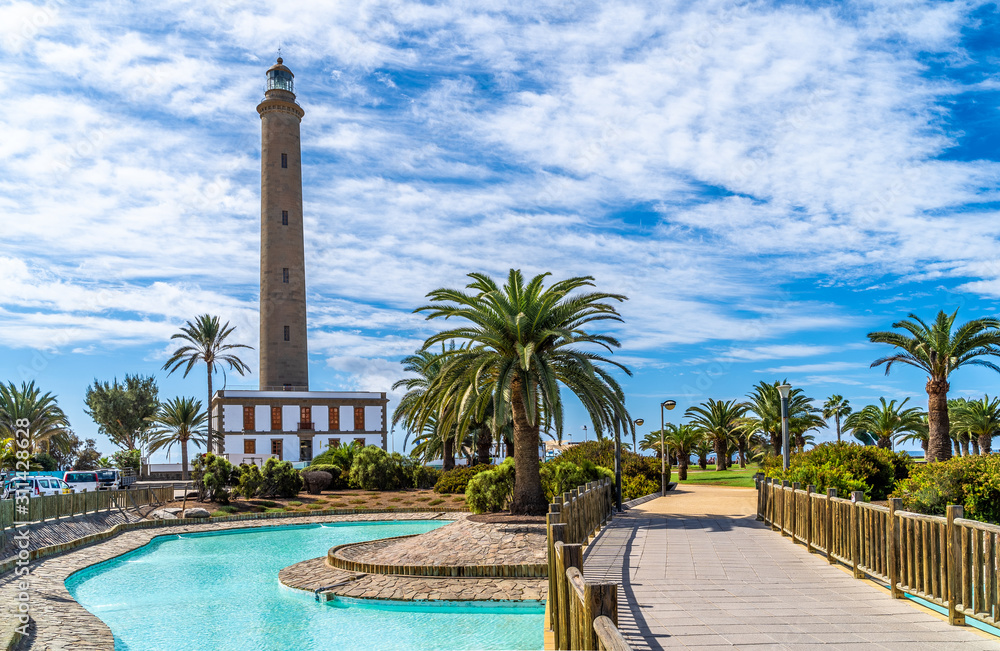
<box><xmin>584</xmin><ymin>484</ymin><xmax>1000</xmax><ymax>650</ymax></box>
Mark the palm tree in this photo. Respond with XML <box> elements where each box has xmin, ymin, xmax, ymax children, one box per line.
<box><xmin>416</xmin><ymin>270</ymin><xmax>632</xmax><ymax>515</ymax></box>
<box><xmin>162</xmin><ymin>315</ymin><xmax>253</xmax><ymax>454</ymax></box>
<box><xmin>393</xmin><ymin>349</ymin><xmax>458</xmax><ymax>469</ymax></box>
<box><xmin>639</xmin><ymin>431</ymin><xmax>666</xmax><ymax>459</ymax></box>
<box><xmin>694</xmin><ymin>438</ymin><xmax>712</xmax><ymax>469</ymax></box>
<box><xmin>663</xmin><ymin>424</ymin><xmax>703</xmax><ymax>480</ymax></box>
<box><xmin>0</xmin><ymin>381</ymin><xmax>71</xmax><ymax>453</ymax></box>
<box><xmin>894</xmin><ymin>420</ymin><xmax>928</xmax><ymax>456</ymax></box>
<box><xmin>843</xmin><ymin>398</ymin><xmax>925</xmax><ymax>450</ymax></box>
<box><xmin>790</xmin><ymin>408</ymin><xmax>825</xmax><ymax>453</ymax></box>
<box><xmin>744</xmin><ymin>381</ymin><xmax>783</xmax><ymax>455</ymax></box>
<box><xmin>822</xmin><ymin>395</ymin><xmax>852</xmax><ymax>444</ymax></box>
<box><xmin>952</xmin><ymin>396</ymin><xmax>1000</xmax><ymax>455</ymax></box>
<box><xmin>146</xmin><ymin>397</ymin><xmax>208</xmax><ymax>481</ymax></box>
<box><xmin>685</xmin><ymin>399</ymin><xmax>747</xmax><ymax>471</ymax></box>
<box><xmin>868</xmin><ymin>310</ymin><xmax>1000</xmax><ymax>462</ymax></box>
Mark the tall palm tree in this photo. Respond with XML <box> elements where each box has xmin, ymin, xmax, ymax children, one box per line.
<box><xmin>952</xmin><ymin>395</ymin><xmax>1000</xmax><ymax>455</ymax></box>
<box><xmin>822</xmin><ymin>395</ymin><xmax>852</xmax><ymax>443</ymax></box>
<box><xmin>639</xmin><ymin>431</ymin><xmax>666</xmax><ymax>459</ymax></box>
<box><xmin>393</xmin><ymin>348</ymin><xmax>457</xmax><ymax>469</ymax></box>
<box><xmin>868</xmin><ymin>310</ymin><xmax>1000</xmax><ymax>462</ymax></box>
<box><xmin>162</xmin><ymin>315</ymin><xmax>253</xmax><ymax>454</ymax></box>
<box><xmin>790</xmin><ymin>408</ymin><xmax>826</xmax><ymax>453</ymax></box>
<box><xmin>744</xmin><ymin>381</ymin><xmax>782</xmax><ymax>455</ymax></box>
<box><xmin>843</xmin><ymin>398</ymin><xmax>925</xmax><ymax>450</ymax></box>
<box><xmin>685</xmin><ymin>399</ymin><xmax>747</xmax><ymax>471</ymax></box>
<box><xmin>416</xmin><ymin>270</ymin><xmax>632</xmax><ymax>515</ymax></box>
<box><xmin>0</xmin><ymin>381</ymin><xmax>71</xmax><ymax>453</ymax></box>
<box><xmin>146</xmin><ymin>397</ymin><xmax>208</xmax><ymax>481</ymax></box>
<box><xmin>694</xmin><ymin>437</ymin><xmax>712</xmax><ymax>469</ymax></box>
<box><xmin>663</xmin><ymin>424</ymin><xmax>703</xmax><ymax>480</ymax></box>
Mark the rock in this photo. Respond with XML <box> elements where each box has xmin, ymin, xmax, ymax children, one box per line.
<box><xmin>301</xmin><ymin>470</ymin><xmax>333</xmax><ymax>495</ymax></box>
<box><xmin>163</xmin><ymin>507</ymin><xmax>183</xmax><ymax>515</ymax></box>
<box><xmin>183</xmin><ymin>507</ymin><xmax>211</xmax><ymax>518</ymax></box>
<box><xmin>149</xmin><ymin>509</ymin><xmax>178</xmax><ymax>520</ymax></box>
<box><xmin>185</xmin><ymin>491</ymin><xmax>199</xmax><ymax>498</ymax></box>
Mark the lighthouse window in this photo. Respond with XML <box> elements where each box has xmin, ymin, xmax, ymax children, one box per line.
<box><xmin>281</xmin><ymin>153</ymin><xmax>288</xmax><ymax>168</ymax></box>
<box><xmin>284</xmin><ymin>326</ymin><xmax>290</xmax><ymax>341</ymax></box>
<box><xmin>282</xmin><ymin>268</ymin><xmax>289</xmax><ymax>283</ymax></box>
<box><xmin>281</xmin><ymin>210</ymin><xmax>288</xmax><ymax>225</ymax></box>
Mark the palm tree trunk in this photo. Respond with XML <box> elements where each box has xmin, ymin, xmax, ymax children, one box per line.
<box><xmin>476</xmin><ymin>426</ymin><xmax>492</xmax><ymax>465</ymax></box>
<box><xmin>770</xmin><ymin>431</ymin><xmax>781</xmax><ymax>458</ymax></box>
<box><xmin>181</xmin><ymin>437</ymin><xmax>189</xmax><ymax>481</ymax></box>
<box><xmin>835</xmin><ymin>415</ymin><xmax>842</xmax><ymax>444</ymax></box>
<box><xmin>698</xmin><ymin>451</ymin><xmax>707</xmax><ymax>470</ymax></box>
<box><xmin>972</xmin><ymin>439</ymin><xmax>980</xmax><ymax>455</ymax></box>
<box><xmin>979</xmin><ymin>433</ymin><xmax>993</xmax><ymax>455</ymax></box>
<box><xmin>960</xmin><ymin>436</ymin><xmax>970</xmax><ymax>457</ymax></box>
<box><xmin>505</xmin><ymin>439</ymin><xmax>513</xmax><ymax>458</ymax></box>
<box><xmin>926</xmin><ymin>379</ymin><xmax>951</xmax><ymax>462</ymax></box>
<box><xmin>877</xmin><ymin>436</ymin><xmax>891</xmax><ymax>450</ymax></box>
<box><xmin>714</xmin><ymin>437</ymin><xmax>727</xmax><ymax>471</ymax></box>
<box><xmin>206</xmin><ymin>364</ymin><xmax>215</xmax><ymax>454</ymax></box>
<box><xmin>442</xmin><ymin>436</ymin><xmax>455</xmax><ymax>471</ymax></box>
<box><xmin>509</xmin><ymin>377</ymin><xmax>547</xmax><ymax>515</ymax></box>
<box><xmin>954</xmin><ymin>439</ymin><xmax>962</xmax><ymax>456</ymax></box>
<box><xmin>678</xmin><ymin>456</ymin><xmax>688</xmax><ymax>481</ymax></box>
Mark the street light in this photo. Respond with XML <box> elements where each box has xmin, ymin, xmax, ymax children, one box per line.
<box><xmin>777</xmin><ymin>384</ymin><xmax>792</xmax><ymax>471</ymax></box>
<box><xmin>660</xmin><ymin>400</ymin><xmax>676</xmax><ymax>495</ymax></box>
<box><xmin>581</xmin><ymin>425</ymin><xmax>588</xmax><ymax>442</ymax></box>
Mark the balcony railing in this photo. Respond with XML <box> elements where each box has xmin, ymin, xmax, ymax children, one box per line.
<box><xmin>298</xmin><ymin>422</ymin><xmax>314</xmax><ymax>431</ymax></box>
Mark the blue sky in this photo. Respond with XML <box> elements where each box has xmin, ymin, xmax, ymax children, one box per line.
<box><xmin>2</xmin><ymin>0</ymin><xmax>999</xmax><ymax>461</ymax></box>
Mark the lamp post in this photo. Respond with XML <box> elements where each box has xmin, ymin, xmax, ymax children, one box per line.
<box><xmin>582</xmin><ymin>425</ymin><xmax>588</xmax><ymax>442</ymax></box>
<box><xmin>659</xmin><ymin>400</ymin><xmax>676</xmax><ymax>495</ymax></box>
<box><xmin>777</xmin><ymin>384</ymin><xmax>792</xmax><ymax>471</ymax></box>
<box><xmin>614</xmin><ymin>419</ymin><xmax>622</xmax><ymax>511</ymax></box>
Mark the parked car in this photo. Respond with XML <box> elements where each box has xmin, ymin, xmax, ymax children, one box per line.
<box><xmin>2</xmin><ymin>476</ymin><xmax>73</xmax><ymax>499</ymax></box>
<box><xmin>63</xmin><ymin>471</ymin><xmax>99</xmax><ymax>493</ymax></box>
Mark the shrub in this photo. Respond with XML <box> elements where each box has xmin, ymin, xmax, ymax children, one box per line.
<box><xmin>892</xmin><ymin>454</ymin><xmax>1000</xmax><ymax>523</ymax></box>
<box><xmin>310</xmin><ymin>443</ymin><xmax>362</xmax><ymax>489</ymax></box>
<box><xmin>233</xmin><ymin>464</ymin><xmax>264</xmax><ymax>499</ymax></box>
<box><xmin>350</xmin><ymin>446</ymin><xmax>403</xmax><ymax>490</ymax></box>
<box><xmin>466</xmin><ymin>459</ymin><xmax>517</xmax><ymax>513</ymax></box>
<box><xmin>288</xmin><ymin>500</ymin><xmax>303</xmax><ymax>506</ymax></box>
<box><xmin>539</xmin><ymin>460</ymin><xmax>614</xmax><ymax>502</ymax></box>
<box><xmin>409</xmin><ymin>465</ymin><xmax>441</xmax><ymax>490</ymax></box>
<box><xmin>621</xmin><ymin>474</ymin><xmax>660</xmax><ymax>502</ymax></box>
<box><xmin>110</xmin><ymin>449</ymin><xmax>142</xmax><ymax>474</ymax></box>
<box><xmin>256</xmin><ymin>500</ymin><xmax>277</xmax><ymax>508</ymax></box>
<box><xmin>433</xmin><ymin>464</ymin><xmax>495</xmax><ymax>494</ymax></box>
<box><xmin>301</xmin><ymin>470</ymin><xmax>333</xmax><ymax>494</ymax></box>
<box><xmin>765</xmin><ymin>442</ymin><xmax>911</xmax><ymax>500</ymax></box>
<box><xmin>259</xmin><ymin>458</ymin><xmax>303</xmax><ymax>498</ymax></box>
<box><xmin>264</xmin><ymin>507</ymin><xmax>285</xmax><ymax>513</ymax></box>
<box><xmin>306</xmin><ymin>464</ymin><xmax>341</xmax><ymax>486</ymax></box>
<box><xmin>216</xmin><ymin>505</ymin><xmax>238</xmax><ymax>514</ymax></box>
<box><xmin>428</xmin><ymin>498</ymin><xmax>444</xmax><ymax>506</ymax></box>
<box><xmin>192</xmin><ymin>453</ymin><xmax>234</xmax><ymax>503</ymax></box>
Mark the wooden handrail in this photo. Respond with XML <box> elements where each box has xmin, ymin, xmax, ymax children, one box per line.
<box><xmin>594</xmin><ymin>616</ymin><xmax>631</xmax><ymax>651</ymax></box>
<box><xmin>757</xmin><ymin>477</ymin><xmax>1000</xmax><ymax>631</ymax></box>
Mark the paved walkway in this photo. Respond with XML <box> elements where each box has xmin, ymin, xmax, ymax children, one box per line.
<box><xmin>584</xmin><ymin>484</ymin><xmax>1000</xmax><ymax>650</ymax></box>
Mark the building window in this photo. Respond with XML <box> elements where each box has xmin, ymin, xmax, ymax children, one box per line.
<box><xmin>270</xmin><ymin>439</ymin><xmax>283</xmax><ymax>460</ymax></box>
<box><xmin>281</xmin><ymin>153</ymin><xmax>288</xmax><ymax>168</ymax></box>
<box><xmin>299</xmin><ymin>406</ymin><xmax>312</xmax><ymax>430</ymax></box>
<box><xmin>354</xmin><ymin>438</ymin><xmax>366</xmax><ymax>448</ymax></box>
<box><xmin>243</xmin><ymin>405</ymin><xmax>255</xmax><ymax>431</ymax></box>
<box><xmin>329</xmin><ymin>438</ymin><xmax>340</xmax><ymax>449</ymax></box>
<box><xmin>243</xmin><ymin>439</ymin><xmax>256</xmax><ymax>454</ymax></box>
<box><xmin>330</xmin><ymin>407</ymin><xmax>340</xmax><ymax>431</ymax></box>
<box><xmin>282</xmin><ymin>267</ymin><xmax>289</xmax><ymax>283</ymax></box>
<box><xmin>270</xmin><ymin>406</ymin><xmax>281</xmax><ymax>431</ymax></box>
<box><xmin>284</xmin><ymin>326</ymin><xmax>290</xmax><ymax>341</ymax></box>
<box><xmin>281</xmin><ymin>210</ymin><xmax>288</xmax><ymax>225</ymax></box>
<box><xmin>354</xmin><ymin>406</ymin><xmax>365</xmax><ymax>431</ymax></box>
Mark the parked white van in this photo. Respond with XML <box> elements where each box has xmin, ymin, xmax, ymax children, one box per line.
<box><xmin>63</xmin><ymin>471</ymin><xmax>99</xmax><ymax>493</ymax></box>
<box><xmin>1</xmin><ymin>476</ymin><xmax>73</xmax><ymax>499</ymax></box>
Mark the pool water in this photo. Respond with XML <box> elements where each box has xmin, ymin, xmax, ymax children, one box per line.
<box><xmin>66</xmin><ymin>521</ymin><xmax>545</xmax><ymax>651</ymax></box>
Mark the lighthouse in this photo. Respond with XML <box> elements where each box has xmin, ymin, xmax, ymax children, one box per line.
<box><xmin>257</xmin><ymin>57</ymin><xmax>309</xmax><ymax>391</ymax></box>
<box><xmin>208</xmin><ymin>58</ymin><xmax>389</xmax><ymax>466</ymax></box>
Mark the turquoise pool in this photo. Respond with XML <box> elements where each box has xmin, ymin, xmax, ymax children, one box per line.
<box><xmin>66</xmin><ymin>521</ymin><xmax>545</xmax><ymax>651</ymax></box>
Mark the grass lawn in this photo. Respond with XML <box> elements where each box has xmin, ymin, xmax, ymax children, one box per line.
<box><xmin>677</xmin><ymin>467</ymin><xmax>757</xmax><ymax>488</ymax></box>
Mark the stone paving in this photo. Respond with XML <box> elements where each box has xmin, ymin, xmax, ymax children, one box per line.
<box><xmin>0</xmin><ymin>512</ymin><xmax>459</xmax><ymax>651</ymax></box>
<box><xmin>585</xmin><ymin>484</ymin><xmax>1000</xmax><ymax>650</ymax></box>
<box><xmin>279</xmin><ymin>556</ymin><xmax>547</xmax><ymax>602</ymax></box>
<box><xmin>336</xmin><ymin>516</ymin><xmax>547</xmax><ymax>566</ymax></box>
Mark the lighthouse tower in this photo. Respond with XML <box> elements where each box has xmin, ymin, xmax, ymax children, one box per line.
<box><xmin>257</xmin><ymin>57</ymin><xmax>309</xmax><ymax>391</ymax></box>
<box><xmin>207</xmin><ymin>58</ymin><xmax>388</xmax><ymax>470</ymax></box>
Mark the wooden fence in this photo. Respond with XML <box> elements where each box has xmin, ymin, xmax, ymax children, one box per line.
<box><xmin>3</xmin><ymin>486</ymin><xmax>174</xmax><ymax>530</ymax></box>
<box><xmin>547</xmin><ymin>478</ymin><xmax>632</xmax><ymax>651</ymax></box>
<box><xmin>758</xmin><ymin>477</ymin><xmax>1000</xmax><ymax>629</ymax></box>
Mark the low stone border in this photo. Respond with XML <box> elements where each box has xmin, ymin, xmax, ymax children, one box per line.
<box><xmin>280</xmin><ymin>556</ymin><xmax>547</xmax><ymax>602</ymax></box>
<box><xmin>327</xmin><ymin>536</ymin><xmax>548</xmax><ymax>578</ymax></box>
<box><xmin>0</xmin><ymin>510</ymin><xmax>463</xmax><ymax>651</ymax></box>
<box><xmin>621</xmin><ymin>490</ymin><xmax>661</xmax><ymax>510</ymax></box>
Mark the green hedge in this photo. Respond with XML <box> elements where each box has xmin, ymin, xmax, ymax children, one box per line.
<box><xmin>764</xmin><ymin>442</ymin><xmax>911</xmax><ymax>500</ymax></box>
<box><xmin>434</xmin><ymin>464</ymin><xmax>495</xmax><ymax>494</ymax></box>
<box><xmin>892</xmin><ymin>454</ymin><xmax>1000</xmax><ymax>523</ymax></box>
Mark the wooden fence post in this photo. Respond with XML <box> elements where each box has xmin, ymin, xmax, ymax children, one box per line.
<box><xmin>947</xmin><ymin>505</ymin><xmax>966</xmax><ymax>626</ymax></box>
<box><xmin>790</xmin><ymin>482</ymin><xmax>801</xmax><ymax>542</ymax></box>
<box><xmin>888</xmin><ymin>498</ymin><xmax>902</xmax><ymax>598</ymax></box>
<box><xmin>563</xmin><ymin>543</ymin><xmax>584</xmax><ymax>650</ymax></box>
<box><xmin>584</xmin><ymin>581</ymin><xmax>618</xmax><ymax>650</ymax></box>
<box><xmin>851</xmin><ymin>491</ymin><xmax>864</xmax><ymax>578</ymax></box>
<box><xmin>826</xmin><ymin>488</ymin><xmax>836</xmax><ymax>564</ymax></box>
<box><xmin>805</xmin><ymin>485</ymin><xmax>814</xmax><ymax>552</ymax></box>
<box><xmin>780</xmin><ymin>481</ymin><xmax>789</xmax><ymax>534</ymax></box>
<box><xmin>550</xmin><ymin>522</ymin><xmax>567</xmax><ymax>648</ymax></box>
